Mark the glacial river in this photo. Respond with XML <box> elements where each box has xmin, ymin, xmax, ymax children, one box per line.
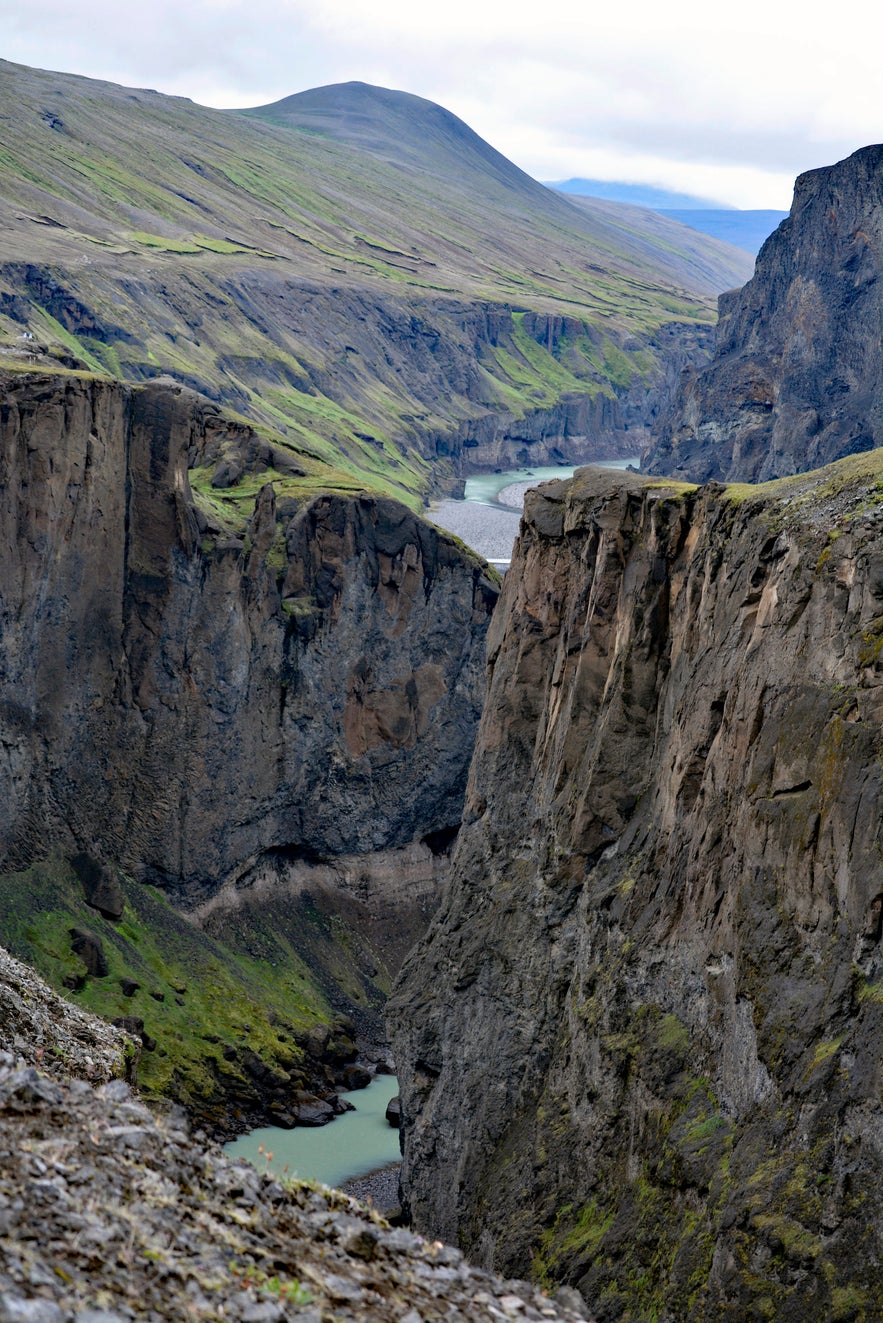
<box><xmin>429</xmin><ymin>459</ymin><xmax>639</xmax><ymax>568</ymax></box>
<box><xmin>224</xmin><ymin>1073</ymin><xmax>401</xmax><ymax>1189</ymax></box>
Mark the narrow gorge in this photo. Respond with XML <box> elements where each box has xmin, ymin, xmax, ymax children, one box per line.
<box><xmin>0</xmin><ymin>367</ymin><xmax>496</xmax><ymax>1128</ymax></box>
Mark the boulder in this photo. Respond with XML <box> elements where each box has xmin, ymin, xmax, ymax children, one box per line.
<box><xmin>294</xmin><ymin>1093</ymin><xmax>335</xmax><ymax>1126</ymax></box>
<box><xmin>69</xmin><ymin>928</ymin><xmax>108</xmax><ymax>977</ymax></box>
<box><xmin>111</xmin><ymin>1016</ymin><xmax>157</xmax><ymax>1053</ymax></box>
<box><xmin>341</xmin><ymin>1064</ymin><xmax>372</xmax><ymax>1090</ymax></box>
<box><xmin>385</xmin><ymin>1095</ymin><xmax>401</xmax><ymax>1129</ymax></box>
<box><xmin>70</xmin><ymin>853</ymin><xmax>125</xmax><ymax>920</ymax></box>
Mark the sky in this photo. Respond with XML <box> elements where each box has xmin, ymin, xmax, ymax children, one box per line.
<box><xmin>3</xmin><ymin>0</ymin><xmax>880</xmax><ymax>208</ymax></box>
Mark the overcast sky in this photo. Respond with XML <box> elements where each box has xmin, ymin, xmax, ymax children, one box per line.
<box><xmin>4</xmin><ymin>0</ymin><xmax>880</xmax><ymax>208</ymax></box>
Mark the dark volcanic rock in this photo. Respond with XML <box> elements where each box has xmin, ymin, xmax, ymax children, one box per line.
<box><xmin>645</xmin><ymin>144</ymin><xmax>883</xmax><ymax>481</ymax></box>
<box><xmin>71</xmin><ymin>853</ymin><xmax>125</xmax><ymax>919</ymax></box>
<box><xmin>391</xmin><ymin>464</ymin><xmax>883</xmax><ymax>1319</ymax></box>
<box><xmin>340</xmin><ymin>1064</ymin><xmax>372</xmax><ymax>1090</ymax></box>
<box><xmin>385</xmin><ymin>1095</ymin><xmax>401</xmax><ymax>1128</ymax></box>
<box><xmin>69</xmin><ymin>928</ymin><xmax>108</xmax><ymax>978</ymax></box>
<box><xmin>0</xmin><ymin>368</ymin><xmax>496</xmax><ymax>913</ymax></box>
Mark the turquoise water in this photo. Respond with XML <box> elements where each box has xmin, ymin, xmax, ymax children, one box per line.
<box><xmin>463</xmin><ymin>459</ymin><xmax>637</xmax><ymax>507</ymax></box>
<box><xmin>224</xmin><ymin>1074</ymin><xmax>401</xmax><ymax>1188</ymax></box>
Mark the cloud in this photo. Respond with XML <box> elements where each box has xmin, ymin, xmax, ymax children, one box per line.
<box><xmin>3</xmin><ymin>0</ymin><xmax>879</xmax><ymax>207</ymax></box>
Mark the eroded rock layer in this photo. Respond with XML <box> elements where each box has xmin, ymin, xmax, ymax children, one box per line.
<box><xmin>645</xmin><ymin>144</ymin><xmax>883</xmax><ymax>482</ymax></box>
<box><xmin>391</xmin><ymin>463</ymin><xmax>883</xmax><ymax>1319</ymax></box>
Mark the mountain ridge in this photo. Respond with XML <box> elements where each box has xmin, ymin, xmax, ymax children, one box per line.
<box><xmin>0</xmin><ymin>61</ymin><xmax>752</xmax><ymax>505</ymax></box>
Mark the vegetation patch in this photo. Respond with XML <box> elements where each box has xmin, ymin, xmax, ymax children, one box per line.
<box><xmin>0</xmin><ymin>853</ymin><xmax>330</xmax><ymax>1120</ymax></box>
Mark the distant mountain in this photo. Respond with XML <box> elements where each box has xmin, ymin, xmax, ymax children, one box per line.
<box><xmin>658</xmin><ymin>209</ymin><xmax>789</xmax><ymax>255</ymax></box>
<box><xmin>547</xmin><ymin>178</ymin><xmax>728</xmax><ymax>209</ymax></box>
<box><xmin>0</xmin><ymin>66</ymin><xmax>752</xmax><ymax>505</ymax></box>
<box><xmin>550</xmin><ymin>178</ymin><xmax>787</xmax><ymax>256</ymax></box>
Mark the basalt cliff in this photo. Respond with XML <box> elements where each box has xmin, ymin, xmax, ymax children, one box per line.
<box><xmin>644</xmin><ymin>144</ymin><xmax>883</xmax><ymax>482</ymax></box>
<box><xmin>0</xmin><ymin>367</ymin><xmax>496</xmax><ymax>1127</ymax></box>
<box><xmin>391</xmin><ymin>461</ymin><xmax>883</xmax><ymax>1320</ymax></box>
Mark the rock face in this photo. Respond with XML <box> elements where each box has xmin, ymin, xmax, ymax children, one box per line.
<box><xmin>391</xmin><ymin>463</ymin><xmax>883</xmax><ymax>1319</ymax></box>
<box><xmin>644</xmin><ymin>145</ymin><xmax>883</xmax><ymax>482</ymax></box>
<box><xmin>0</xmin><ymin>369</ymin><xmax>495</xmax><ymax>898</ymax></box>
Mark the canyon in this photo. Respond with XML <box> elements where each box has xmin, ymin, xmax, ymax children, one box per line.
<box><xmin>2</xmin><ymin>52</ymin><xmax>883</xmax><ymax>1323</ymax></box>
<box><xmin>0</xmin><ymin>366</ymin><xmax>496</xmax><ymax>1127</ymax></box>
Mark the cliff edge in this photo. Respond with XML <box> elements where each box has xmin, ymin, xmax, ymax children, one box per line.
<box><xmin>644</xmin><ymin>144</ymin><xmax>883</xmax><ymax>482</ymax></box>
<box><xmin>391</xmin><ymin>460</ymin><xmax>883</xmax><ymax>1319</ymax></box>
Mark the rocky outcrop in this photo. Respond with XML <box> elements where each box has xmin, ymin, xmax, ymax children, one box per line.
<box><xmin>0</xmin><ymin>944</ymin><xmax>134</xmax><ymax>1083</ymax></box>
<box><xmin>0</xmin><ymin>368</ymin><xmax>495</xmax><ymax>900</ymax></box>
<box><xmin>391</xmin><ymin>462</ymin><xmax>883</xmax><ymax>1319</ymax></box>
<box><xmin>644</xmin><ymin>144</ymin><xmax>883</xmax><ymax>482</ymax></box>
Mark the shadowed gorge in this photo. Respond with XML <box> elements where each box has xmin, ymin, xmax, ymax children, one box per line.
<box><xmin>0</xmin><ymin>367</ymin><xmax>495</xmax><ymax>1127</ymax></box>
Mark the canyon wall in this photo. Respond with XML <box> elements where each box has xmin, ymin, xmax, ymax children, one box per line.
<box><xmin>0</xmin><ymin>368</ymin><xmax>496</xmax><ymax>1033</ymax></box>
<box><xmin>391</xmin><ymin>463</ymin><xmax>883</xmax><ymax>1320</ymax></box>
<box><xmin>644</xmin><ymin>144</ymin><xmax>883</xmax><ymax>482</ymax></box>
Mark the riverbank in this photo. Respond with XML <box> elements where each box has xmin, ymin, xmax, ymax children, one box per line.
<box><xmin>341</xmin><ymin>1159</ymin><xmax>402</xmax><ymax>1213</ymax></box>
<box><xmin>428</xmin><ymin>460</ymin><xmax>639</xmax><ymax>568</ymax></box>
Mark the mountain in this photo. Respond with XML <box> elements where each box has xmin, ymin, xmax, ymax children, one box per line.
<box><xmin>657</xmin><ymin>208</ymin><xmax>788</xmax><ymax>255</ymax></box>
<box><xmin>645</xmin><ymin>144</ymin><xmax>883</xmax><ymax>481</ymax></box>
<box><xmin>391</xmin><ymin>457</ymin><xmax>883</xmax><ymax>1318</ymax></box>
<box><xmin>0</xmin><ymin>63</ymin><xmax>753</xmax><ymax>507</ymax></box>
<box><xmin>547</xmin><ymin>178</ymin><xmax>727</xmax><ymax>209</ymax></box>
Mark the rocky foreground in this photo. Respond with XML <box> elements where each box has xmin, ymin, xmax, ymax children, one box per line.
<box><xmin>0</xmin><ymin>945</ymin><xmax>591</xmax><ymax>1323</ymax></box>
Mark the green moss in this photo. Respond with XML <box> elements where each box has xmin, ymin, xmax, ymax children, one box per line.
<box><xmin>809</xmin><ymin>1038</ymin><xmax>841</xmax><ymax>1070</ymax></box>
<box><xmin>0</xmin><ymin>853</ymin><xmax>330</xmax><ymax>1115</ymax></box>
<box><xmin>750</xmin><ymin>1213</ymin><xmax>823</xmax><ymax>1261</ymax></box>
<box><xmin>830</xmin><ymin>1284</ymin><xmax>869</xmax><ymax>1320</ymax></box>
<box><xmin>533</xmin><ymin>1199</ymin><xmax>614</xmax><ymax>1285</ymax></box>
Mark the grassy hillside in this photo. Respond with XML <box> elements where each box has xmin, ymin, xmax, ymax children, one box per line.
<box><xmin>0</xmin><ymin>62</ymin><xmax>753</xmax><ymax>504</ymax></box>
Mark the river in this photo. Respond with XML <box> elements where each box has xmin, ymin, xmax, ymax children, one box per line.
<box><xmin>224</xmin><ymin>1073</ymin><xmax>401</xmax><ymax>1189</ymax></box>
<box><xmin>429</xmin><ymin>459</ymin><xmax>639</xmax><ymax>569</ymax></box>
